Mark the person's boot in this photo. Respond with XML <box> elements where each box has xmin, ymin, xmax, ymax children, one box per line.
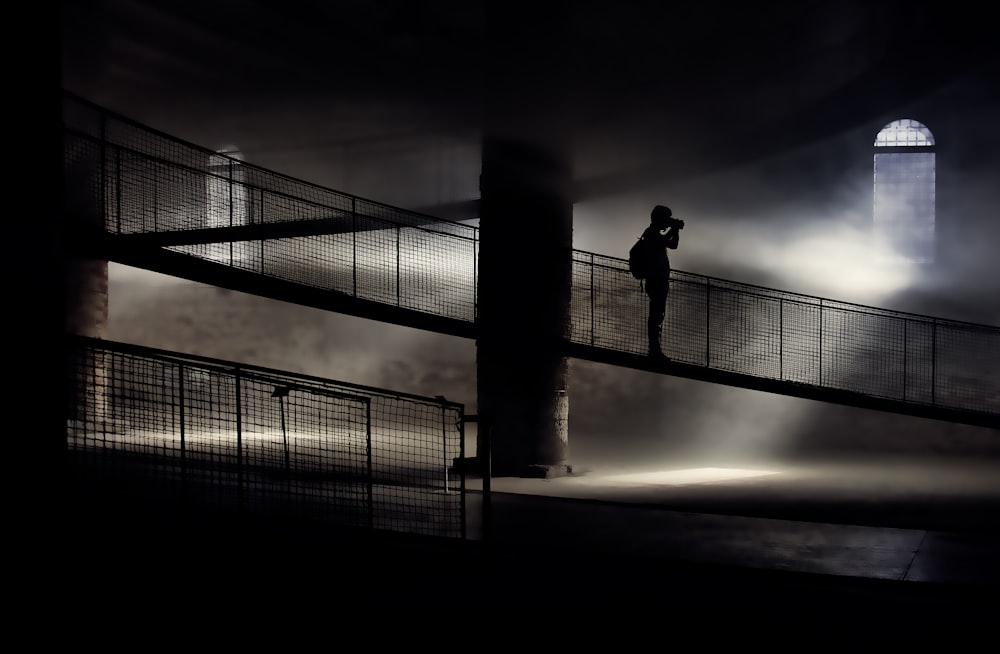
<box><xmin>648</xmin><ymin>325</ymin><xmax>670</xmax><ymax>362</ymax></box>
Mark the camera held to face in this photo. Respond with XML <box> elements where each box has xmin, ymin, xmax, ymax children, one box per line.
<box><xmin>651</xmin><ymin>205</ymin><xmax>683</xmax><ymax>230</ymax></box>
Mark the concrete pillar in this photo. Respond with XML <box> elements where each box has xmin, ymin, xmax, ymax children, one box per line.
<box><xmin>65</xmin><ymin>255</ymin><xmax>109</xmax><ymax>425</ymax></box>
<box><xmin>64</xmin><ymin>144</ymin><xmax>109</xmax><ymax>425</ymax></box>
<box><xmin>477</xmin><ymin>0</ymin><xmax>576</xmax><ymax>477</ymax></box>
<box><xmin>65</xmin><ymin>257</ymin><xmax>108</xmax><ymax>339</ymax></box>
<box><xmin>477</xmin><ymin>140</ymin><xmax>573</xmax><ymax>477</ymax></box>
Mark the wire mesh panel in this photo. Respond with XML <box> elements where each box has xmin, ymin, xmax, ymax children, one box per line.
<box><xmin>777</xmin><ymin>298</ymin><xmax>822</xmax><ymax>386</ymax></box>
<box><xmin>664</xmin><ymin>276</ymin><xmax>709</xmax><ymax>365</ymax></box>
<box><xmin>369</xmin><ymin>395</ymin><xmax>466</xmax><ymax>533</ymax></box>
<box><xmin>934</xmin><ymin>322</ymin><xmax>1000</xmax><ymax>416</ymax></box>
<box><xmin>706</xmin><ymin>284</ymin><xmax>783</xmax><ymax>379</ymax></box>
<box><xmin>571</xmin><ymin>252</ymin><xmax>647</xmax><ymax>354</ymax></box>
<box><xmin>66</xmin><ymin>336</ymin><xmax>466</xmax><ymax>539</ymax></box>
<box><xmin>236</xmin><ymin>376</ymin><xmax>371</xmax><ymax>526</ymax></box>
<box><xmin>819</xmin><ymin>306</ymin><xmax>907</xmax><ymax>398</ymax></box>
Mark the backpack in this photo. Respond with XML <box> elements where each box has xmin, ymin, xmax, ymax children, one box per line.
<box><xmin>628</xmin><ymin>235</ymin><xmax>652</xmax><ymax>280</ymax></box>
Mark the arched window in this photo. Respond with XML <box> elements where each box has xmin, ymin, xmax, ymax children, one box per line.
<box><xmin>873</xmin><ymin>119</ymin><xmax>936</xmax><ymax>264</ymax></box>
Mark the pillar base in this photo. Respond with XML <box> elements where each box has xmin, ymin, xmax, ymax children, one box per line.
<box><xmin>496</xmin><ymin>463</ymin><xmax>574</xmax><ymax>479</ymax></box>
<box><xmin>452</xmin><ymin>456</ymin><xmax>573</xmax><ymax>479</ymax></box>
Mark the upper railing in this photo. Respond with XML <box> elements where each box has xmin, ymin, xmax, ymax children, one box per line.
<box><xmin>571</xmin><ymin>252</ymin><xmax>999</xmax><ymax>423</ymax></box>
<box><xmin>62</xmin><ymin>91</ymin><xmax>1000</xmax><ymax>427</ymax></box>
<box><xmin>63</xmin><ymin>92</ymin><xmax>479</xmax><ymax>323</ymax></box>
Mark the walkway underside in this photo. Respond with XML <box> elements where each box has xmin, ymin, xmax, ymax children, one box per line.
<box><xmin>562</xmin><ymin>343</ymin><xmax>997</xmax><ymax>429</ymax></box>
<box><xmin>87</xmin><ymin>234</ymin><xmax>477</xmax><ymax>340</ymax></box>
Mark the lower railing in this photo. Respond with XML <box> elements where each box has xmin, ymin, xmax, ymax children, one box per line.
<box><xmin>65</xmin><ymin>335</ymin><xmax>467</xmax><ymax>539</ymax></box>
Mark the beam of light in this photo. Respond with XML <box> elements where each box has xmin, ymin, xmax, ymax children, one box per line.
<box><xmin>873</xmin><ymin>123</ymin><xmax>936</xmax><ymax>265</ymax></box>
<box><xmin>596</xmin><ymin>467</ymin><xmax>781</xmax><ymax>486</ymax></box>
<box><xmin>206</xmin><ymin>145</ymin><xmax>254</xmax><ymax>263</ymax></box>
<box><xmin>773</xmin><ymin>224</ymin><xmax>916</xmax><ymax>302</ymax></box>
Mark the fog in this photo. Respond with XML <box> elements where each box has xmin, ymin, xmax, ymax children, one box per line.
<box><xmin>103</xmin><ymin>73</ymin><xmax>999</xmax><ymax>476</ymax></box>
<box><xmin>70</xmin><ymin>1</ymin><xmax>999</xmax><ymax>478</ymax></box>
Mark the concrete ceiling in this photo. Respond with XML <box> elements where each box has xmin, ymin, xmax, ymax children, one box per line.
<box><xmin>60</xmin><ymin>1</ymin><xmax>997</xmax><ymax>203</ymax></box>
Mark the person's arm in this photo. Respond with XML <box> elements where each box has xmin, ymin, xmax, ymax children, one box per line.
<box><xmin>665</xmin><ymin>227</ymin><xmax>679</xmax><ymax>250</ymax></box>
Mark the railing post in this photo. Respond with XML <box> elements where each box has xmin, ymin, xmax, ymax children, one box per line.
<box><xmin>473</xmin><ymin>233</ymin><xmax>478</xmax><ymax>322</ymax></box>
<box><xmin>178</xmin><ymin>362</ymin><xmax>187</xmax><ymax>503</ymax></box>
<box><xmin>365</xmin><ymin>399</ymin><xmax>374</xmax><ymax>530</ymax></box>
<box><xmin>396</xmin><ymin>224</ymin><xmax>401</xmax><ymax>306</ymax></box>
<box><xmin>480</xmin><ymin>411</ymin><xmax>492</xmax><ymax>555</ymax></box>
<box><xmin>271</xmin><ymin>386</ymin><xmax>291</xmax><ymax>495</ymax></box>
<box><xmin>228</xmin><ymin>158</ymin><xmax>235</xmax><ymax>266</ymax></box>
<box><xmin>458</xmin><ymin>409</ymin><xmax>467</xmax><ymax>540</ymax></box>
<box><xmin>589</xmin><ymin>253</ymin><xmax>595</xmax><ymax>346</ymax></box>
<box><xmin>153</xmin><ymin>169</ymin><xmax>159</xmax><ymax>233</ymax></box>
<box><xmin>903</xmin><ymin>319</ymin><xmax>908</xmax><ymax>402</ymax></box>
<box><xmin>235</xmin><ymin>367</ymin><xmax>244</xmax><ymax>513</ymax></box>
<box><xmin>258</xmin><ymin>188</ymin><xmax>265</xmax><ymax>274</ymax></box>
<box><xmin>352</xmin><ymin>197</ymin><xmax>358</xmax><ymax>297</ymax></box>
<box><xmin>99</xmin><ymin>110</ymin><xmax>106</xmax><ymax>231</ymax></box>
<box><xmin>705</xmin><ymin>279</ymin><xmax>711</xmax><ymax>367</ymax></box>
<box><xmin>931</xmin><ymin>319</ymin><xmax>937</xmax><ymax>407</ymax></box>
<box><xmin>115</xmin><ymin>147</ymin><xmax>122</xmax><ymax>235</ymax></box>
<box><xmin>461</xmin><ymin>412</ymin><xmax>493</xmax><ymax>556</ymax></box>
<box><xmin>441</xmin><ymin>404</ymin><xmax>449</xmax><ymax>493</ymax></box>
<box><xmin>779</xmin><ymin>298</ymin><xmax>784</xmax><ymax>380</ymax></box>
<box><xmin>819</xmin><ymin>299</ymin><xmax>824</xmax><ymax>387</ymax></box>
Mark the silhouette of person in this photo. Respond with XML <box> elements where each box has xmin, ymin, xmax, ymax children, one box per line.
<box><xmin>642</xmin><ymin>205</ymin><xmax>681</xmax><ymax>361</ymax></box>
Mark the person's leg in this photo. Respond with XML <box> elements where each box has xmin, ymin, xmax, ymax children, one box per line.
<box><xmin>646</xmin><ymin>283</ymin><xmax>668</xmax><ymax>358</ymax></box>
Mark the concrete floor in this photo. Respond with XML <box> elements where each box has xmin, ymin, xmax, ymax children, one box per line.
<box><xmin>43</xmin><ymin>455</ymin><xmax>1000</xmax><ymax>644</ymax></box>
<box><xmin>466</xmin><ymin>457</ymin><xmax>1000</xmax><ymax>586</ymax></box>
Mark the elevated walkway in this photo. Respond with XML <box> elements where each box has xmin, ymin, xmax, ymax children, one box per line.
<box><xmin>62</xmin><ymin>91</ymin><xmax>1000</xmax><ymax>429</ymax></box>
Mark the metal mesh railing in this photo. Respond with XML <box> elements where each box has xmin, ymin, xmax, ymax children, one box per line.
<box><xmin>63</xmin><ymin>93</ymin><xmax>479</xmax><ymax>323</ymax></box>
<box><xmin>62</xmin><ymin>91</ymin><xmax>1000</xmax><ymax>424</ymax></box>
<box><xmin>571</xmin><ymin>251</ymin><xmax>1000</xmax><ymax>418</ymax></box>
<box><xmin>66</xmin><ymin>336</ymin><xmax>466</xmax><ymax>539</ymax></box>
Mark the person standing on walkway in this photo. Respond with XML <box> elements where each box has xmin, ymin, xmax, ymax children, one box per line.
<box><xmin>640</xmin><ymin>205</ymin><xmax>682</xmax><ymax>361</ymax></box>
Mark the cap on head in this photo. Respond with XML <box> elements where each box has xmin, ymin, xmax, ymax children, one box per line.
<box><xmin>651</xmin><ymin>205</ymin><xmax>672</xmax><ymax>221</ymax></box>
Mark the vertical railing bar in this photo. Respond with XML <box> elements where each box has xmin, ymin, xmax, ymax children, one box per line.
<box><xmin>365</xmin><ymin>398</ymin><xmax>374</xmax><ymax>531</ymax></box>
<box><xmin>396</xmin><ymin>224</ymin><xmax>401</xmax><ymax>307</ymax></box>
<box><xmin>258</xmin><ymin>188</ymin><xmax>265</xmax><ymax>274</ymax></box>
<box><xmin>99</xmin><ymin>109</ymin><xmax>110</xmax><ymax>233</ymax></box>
<box><xmin>473</xmin><ymin>232</ymin><xmax>478</xmax><ymax>323</ymax></box>
<box><xmin>441</xmin><ymin>404</ymin><xmax>449</xmax><ymax>493</ymax></box>
<box><xmin>779</xmin><ymin>298</ymin><xmax>784</xmax><ymax>380</ymax></box>
<box><xmin>179</xmin><ymin>361</ymin><xmax>187</xmax><ymax>500</ymax></box>
<box><xmin>153</xmin><ymin>162</ymin><xmax>159</xmax><ymax>233</ymax></box>
<box><xmin>590</xmin><ymin>254</ymin><xmax>596</xmax><ymax>346</ymax></box>
<box><xmin>352</xmin><ymin>197</ymin><xmax>358</xmax><ymax>297</ymax></box>
<box><xmin>705</xmin><ymin>279</ymin><xmax>711</xmax><ymax>367</ymax></box>
<box><xmin>931</xmin><ymin>319</ymin><xmax>937</xmax><ymax>407</ymax></box>
<box><xmin>903</xmin><ymin>319</ymin><xmax>908</xmax><ymax>402</ymax></box>
<box><xmin>228</xmin><ymin>158</ymin><xmax>234</xmax><ymax>266</ymax></box>
<box><xmin>235</xmin><ymin>367</ymin><xmax>244</xmax><ymax>513</ymax></box>
<box><xmin>819</xmin><ymin>299</ymin><xmax>824</xmax><ymax>387</ymax></box>
<box><xmin>115</xmin><ymin>147</ymin><xmax>122</xmax><ymax>235</ymax></box>
<box><xmin>458</xmin><ymin>408</ymin><xmax>467</xmax><ymax>540</ymax></box>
